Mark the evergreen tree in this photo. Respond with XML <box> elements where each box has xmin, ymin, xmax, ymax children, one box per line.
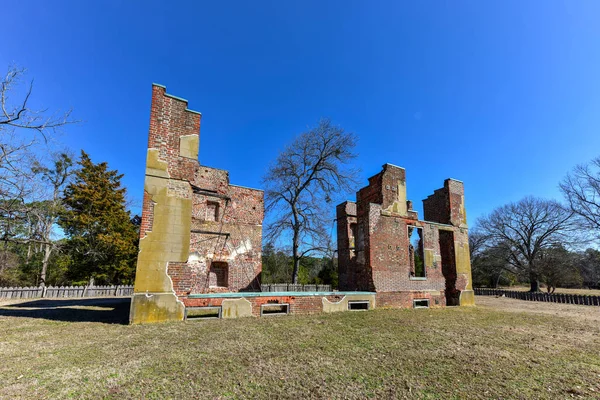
<box><xmin>59</xmin><ymin>151</ymin><xmax>138</xmax><ymax>285</ymax></box>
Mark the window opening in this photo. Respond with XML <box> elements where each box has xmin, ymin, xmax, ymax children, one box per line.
<box><xmin>206</xmin><ymin>201</ymin><xmax>219</xmax><ymax>222</ymax></box>
<box><xmin>209</xmin><ymin>262</ymin><xmax>228</xmax><ymax>288</ymax></box>
<box><xmin>408</xmin><ymin>226</ymin><xmax>425</xmax><ymax>278</ymax></box>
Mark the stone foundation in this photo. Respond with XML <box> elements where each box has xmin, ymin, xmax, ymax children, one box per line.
<box><xmin>182</xmin><ymin>292</ymin><xmax>377</xmax><ymax>318</ymax></box>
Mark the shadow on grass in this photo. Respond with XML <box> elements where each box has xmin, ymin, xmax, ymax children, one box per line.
<box><xmin>0</xmin><ymin>297</ymin><xmax>131</xmax><ymax>324</ymax></box>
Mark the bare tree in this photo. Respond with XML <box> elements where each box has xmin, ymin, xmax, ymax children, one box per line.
<box><xmin>477</xmin><ymin>196</ymin><xmax>574</xmax><ymax>292</ymax></box>
<box><xmin>0</xmin><ymin>66</ymin><xmax>74</xmax><ymax>247</ymax></box>
<box><xmin>468</xmin><ymin>229</ymin><xmax>488</xmax><ymax>260</ymax></box>
<box><xmin>538</xmin><ymin>244</ymin><xmax>581</xmax><ymax>293</ymax></box>
<box><xmin>263</xmin><ymin>118</ymin><xmax>358</xmax><ymax>284</ymax></box>
<box><xmin>560</xmin><ymin>156</ymin><xmax>600</xmax><ymax>237</ymax></box>
<box><xmin>579</xmin><ymin>248</ymin><xmax>600</xmax><ymax>289</ymax></box>
<box><xmin>31</xmin><ymin>153</ymin><xmax>74</xmax><ymax>286</ymax></box>
<box><xmin>469</xmin><ymin>229</ymin><xmax>510</xmax><ymax>288</ymax></box>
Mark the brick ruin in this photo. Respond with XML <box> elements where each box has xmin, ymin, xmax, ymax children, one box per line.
<box><xmin>130</xmin><ymin>84</ymin><xmax>264</xmax><ymax>323</ymax></box>
<box><xmin>337</xmin><ymin>164</ymin><xmax>474</xmax><ymax>308</ymax></box>
<box><xmin>130</xmin><ymin>85</ymin><xmax>473</xmax><ymax>324</ymax></box>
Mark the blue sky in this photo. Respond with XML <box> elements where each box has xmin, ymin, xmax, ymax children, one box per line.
<box><xmin>3</xmin><ymin>1</ymin><xmax>600</xmax><ymax>227</ymax></box>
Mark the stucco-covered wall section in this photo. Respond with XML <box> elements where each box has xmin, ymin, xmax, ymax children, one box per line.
<box><xmin>131</xmin><ymin>85</ymin><xmax>264</xmax><ymax>325</ymax></box>
<box><xmin>131</xmin><ymin>84</ymin><xmax>200</xmax><ymax>324</ymax></box>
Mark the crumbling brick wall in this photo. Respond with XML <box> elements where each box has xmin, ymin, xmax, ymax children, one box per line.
<box><xmin>423</xmin><ymin>178</ymin><xmax>467</xmax><ymax>227</ymax></box>
<box><xmin>170</xmin><ymin>168</ymin><xmax>264</xmax><ymax>295</ymax></box>
<box><xmin>337</xmin><ymin>164</ymin><xmax>474</xmax><ymax>307</ymax></box>
<box><xmin>131</xmin><ymin>84</ymin><xmax>264</xmax><ymax>324</ymax></box>
<box><xmin>336</xmin><ymin>202</ymin><xmax>357</xmax><ymax>290</ymax></box>
<box><xmin>422</xmin><ymin>188</ymin><xmax>449</xmax><ymax>225</ymax></box>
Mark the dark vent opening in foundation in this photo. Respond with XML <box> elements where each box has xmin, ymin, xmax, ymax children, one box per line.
<box><xmin>260</xmin><ymin>303</ymin><xmax>290</xmax><ymax>316</ymax></box>
<box><xmin>348</xmin><ymin>301</ymin><xmax>370</xmax><ymax>311</ymax></box>
<box><xmin>185</xmin><ymin>306</ymin><xmax>222</xmax><ymax>320</ymax></box>
<box><xmin>413</xmin><ymin>299</ymin><xmax>430</xmax><ymax>309</ymax></box>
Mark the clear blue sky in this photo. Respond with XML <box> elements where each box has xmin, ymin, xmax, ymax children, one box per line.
<box><xmin>3</xmin><ymin>1</ymin><xmax>600</xmax><ymax>226</ymax></box>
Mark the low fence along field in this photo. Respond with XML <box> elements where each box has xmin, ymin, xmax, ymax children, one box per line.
<box><xmin>475</xmin><ymin>287</ymin><xmax>600</xmax><ymax>306</ymax></box>
<box><xmin>0</xmin><ymin>285</ymin><xmax>134</xmax><ymax>300</ymax></box>
<box><xmin>1</xmin><ymin>283</ymin><xmax>330</xmax><ymax>300</ymax></box>
<box><xmin>260</xmin><ymin>284</ymin><xmax>332</xmax><ymax>292</ymax></box>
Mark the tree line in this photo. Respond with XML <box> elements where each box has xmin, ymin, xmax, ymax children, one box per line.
<box><xmin>0</xmin><ymin>67</ymin><xmax>138</xmax><ymax>287</ymax></box>
<box><xmin>261</xmin><ymin>242</ymin><xmax>338</xmax><ymax>286</ymax></box>
<box><xmin>471</xmin><ymin>158</ymin><xmax>600</xmax><ymax>292</ymax></box>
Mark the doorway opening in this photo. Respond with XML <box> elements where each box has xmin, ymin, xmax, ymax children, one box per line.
<box><xmin>439</xmin><ymin>230</ymin><xmax>460</xmax><ymax>306</ymax></box>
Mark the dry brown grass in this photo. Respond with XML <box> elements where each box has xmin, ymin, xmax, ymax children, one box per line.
<box><xmin>476</xmin><ymin>296</ymin><xmax>600</xmax><ymax>322</ymax></box>
<box><xmin>1</xmin><ymin>297</ymin><xmax>599</xmax><ymax>399</ymax></box>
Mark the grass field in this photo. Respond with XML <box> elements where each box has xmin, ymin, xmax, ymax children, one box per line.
<box><xmin>1</xmin><ymin>297</ymin><xmax>599</xmax><ymax>399</ymax></box>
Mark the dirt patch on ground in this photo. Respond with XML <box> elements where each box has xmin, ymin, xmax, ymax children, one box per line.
<box><xmin>476</xmin><ymin>295</ymin><xmax>600</xmax><ymax>322</ymax></box>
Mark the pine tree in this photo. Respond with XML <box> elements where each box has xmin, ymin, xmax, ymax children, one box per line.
<box><xmin>59</xmin><ymin>151</ymin><xmax>138</xmax><ymax>285</ymax></box>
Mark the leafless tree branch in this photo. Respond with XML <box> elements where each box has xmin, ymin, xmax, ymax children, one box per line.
<box><xmin>560</xmin><ymin>156</ymin><xmax>600</xmax><ymax>237</ymax></box>
<box><xmin>476</xmin><ymin>196</ymin><xmax>575</xmax><ymax>292</ymax></box>
<box><xmin>262</xmin><ymin>118</ymin><xmax>359</xmax><ymax>283</ymax></box>
<box><xmin>0</xmin><ymin>65</ymin><xmax>77</xmax><ymax>253</ymax></box>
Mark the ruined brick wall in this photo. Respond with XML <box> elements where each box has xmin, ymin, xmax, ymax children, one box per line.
<box><xmin>131</xmin><ymin>84</ymin><xmax>203</xmax><ymax>323</ymax></box>
<box><xmin>376</xmin><ymin>291</ymin><xmax>445</xmax><ymax>308</ymax></box>
<box><xmin>169</xmin><ymin>168</ymin><xmax>264</xmax><ymax>295</ymax></box>
<box><xmin>336</xmin><ymin>202</ymin><xmax>357</xmax><ymax>290</ymax></box>
<box><xmin>337</xmin><ymin>163</ymin><xmax>474</xmax><ymax>307</ymax></box>
<box><xmin>184</xmin><ymin>295</ymin><xmax>343</xmax><ymax>316</ymax></box>
<box><xmin>350</xmin><ymin>167</ymin><xmax>406</xmax><ymax>292</ymax></box>
<box><xmin>357</xmin><ymin>164</ymin><xmax>406</xmax><ymax>212</ymax></box>
<box><xmin>423</xmin><ymin>188</ymin><xmax>449</xmax><ymax>225</ymax></box>
<box><xmin>183</xmin><ymin>293</ymin><xmax>374</xmax><ymax>316</ymax></box>
<box><xmin>367</xmin><ymin>216</ymin><xmax>448</xmax><ymax>294</ymax></box>
<box><xmin>423</xmin><ymin>179</ymin><xmax>467</xmax><ymax>227</ymax></box>
<box><xmin>146</xmin><ymin>85</ymin><xmax>200</xmax><ymax>181</ymax></box>
<box><xmin>446</xmin><ymin>179</ymin><xmax>467</xmax><ymax>227</ymax></box>
<box><xmin>357</xmin><ymin>171</ymin><xmax>384</xmax><ymax>210</ymax></box>
<box><xmin>137</xmin><ymin>85</ymin><xmax>201</xmax><ymax>244</ymax></box>
<box><xmin>337</xmin><ymin>202</ymin><xmax>376</xmax><ymax>291</ymax></box>
<box><xmin>131</xmin><ymin>84</ymin><xmax>264</xmax><ymax>324</ymax></box>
